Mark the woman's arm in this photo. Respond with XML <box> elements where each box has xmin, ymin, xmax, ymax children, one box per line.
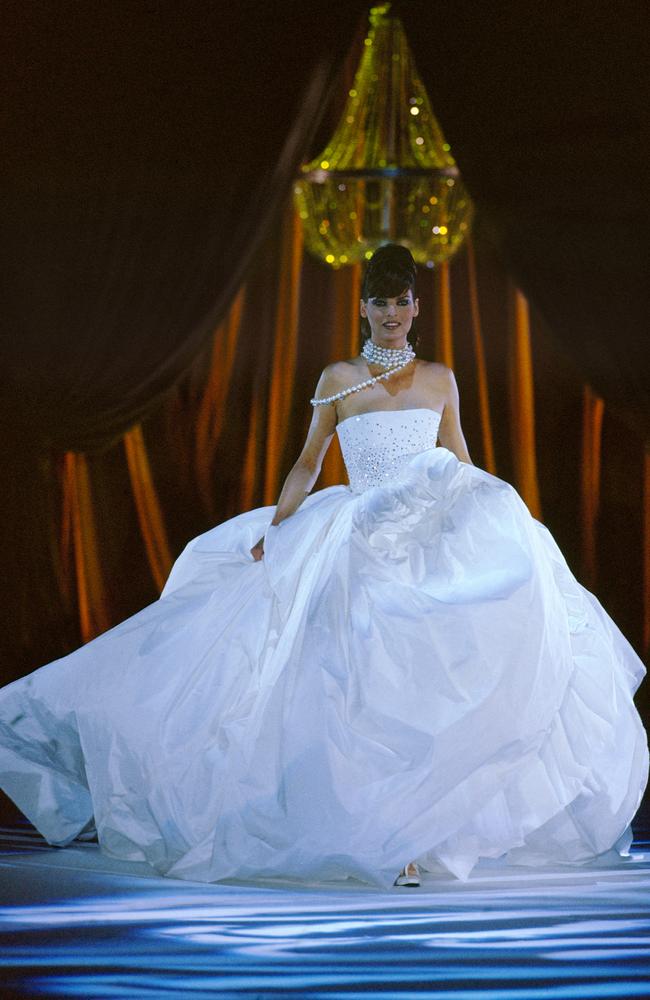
<box><xmin>250</xmin><ymin>367</ymin><xmax>340</xmax><ymax>560</ymax></box>
<box><xmin>437</xmin><ymin>367</ymin><xmax>474</xmax><ymax>465</ymax></box>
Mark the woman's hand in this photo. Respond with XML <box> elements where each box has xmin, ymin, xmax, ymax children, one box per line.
<box><xmin>250</xmin><ymin>536</ymin><xmax>265</xmax><ymax>561</ymax></box>
<box><xmin>248</xmin><ymin>371</ymin><xmax>337</xmax><ymax>563</ymax></box>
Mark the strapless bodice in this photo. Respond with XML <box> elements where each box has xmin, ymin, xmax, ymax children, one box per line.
<box><xmin>336</xmin><ymin>407</ymin><xmax>442</xmax><ymax>493</ymax></box>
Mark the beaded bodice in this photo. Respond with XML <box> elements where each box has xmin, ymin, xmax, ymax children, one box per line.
<box><xmin>336</xmin><ymin>408</ymin><xmax>442</xmax><ymax>493</ymax></box>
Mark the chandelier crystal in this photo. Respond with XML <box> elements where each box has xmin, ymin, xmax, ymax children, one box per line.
<box><xmin>293</xmin><ymin>2</ymin><xmax>474</xmax><ymax>269</ymax></box>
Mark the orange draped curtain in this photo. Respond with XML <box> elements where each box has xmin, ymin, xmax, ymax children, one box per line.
<box><xmin>194</xmin><ymin>286</ymin><xmax>246</xmax><ymax>518</ymax></box>
<box><xmin>123</xmin><ymin>424</ymin><xmax>174</xmax><ymax>593</ymax></box>
<box><xmin>508</xmin><ymin>283</ymin><xmax>542</xmax><ymax>520</ymax></box>
<box><xmin>320</xmin><ymin>260</ymin><xmax>362</xmax><ymax>486</ymax></box>
<box><xmin>263</xmin><ymin>206</ymin><xmax>305</xmax><ymax>505</ymax></box>
<box><xmin>580</xmin><ymin>385</ymin><xmax>605</xmax><ymax>591</ymax></box>
<box><xmin>642</xmin><ymin>445</ymin><xmax>650</xmax><ymax>651</ymax></box>
<box><xmin>466</xmin><ymin>237</ymin><xmax>496</xmax><ymax>475</ymax></box>
<box><xmin>240</xmin><ymin>381</ymin><xmax>264</xmax><ymax>514</ymax></box>
<box><xmin>435</xmin><ymin>260</ymin><xmax>454</xmax><ymax>369</ymax></box>
<box><xmin>61</xmin><ymin>453</ymin><xmax>112</xmax><ymax>643</ymax></box>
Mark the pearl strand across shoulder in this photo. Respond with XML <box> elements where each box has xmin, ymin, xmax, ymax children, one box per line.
<box><xmin>310</xmin><ymin>339</ymin><xmax>416</xmax><ymax>407</ymax></box>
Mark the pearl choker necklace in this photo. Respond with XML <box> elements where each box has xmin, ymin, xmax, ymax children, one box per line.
<box><xmin>310</xmin><ymin>339</ymin><xmax>416</xmax><ymax>407</ymax></box>
<box><xmin>361</xmin><ymin>338</ymin><xmax>415</xmax><ymax>369</ymax></box>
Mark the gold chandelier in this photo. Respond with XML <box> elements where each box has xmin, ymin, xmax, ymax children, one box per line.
<box><xmin>293</xmin><ymin>3</ymin><xmax>474</xmax><ymax>270</ymax></box>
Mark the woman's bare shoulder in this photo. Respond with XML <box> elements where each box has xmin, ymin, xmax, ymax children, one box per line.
<box><xmin>317</xmin><ymin>358</ymin><xmax>364</xmax><ymax>392</ymax></box>
<box><xmin>416</xmin><ymin>359</ymin><xmax>455</xmax><ymax>384</ymax></box>
<box><xmin>416</xmin><ymin>358</ymin><xmax>450</xmax><ymax>373</ymax></box>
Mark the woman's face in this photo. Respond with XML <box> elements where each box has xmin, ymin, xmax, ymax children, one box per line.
<box><xmin>360</xmin><ymin>287</ymin><xmax>419</xmax><ymax>347</ymax></box>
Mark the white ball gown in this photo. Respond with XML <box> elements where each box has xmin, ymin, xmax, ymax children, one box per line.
<box><xmin>0</xmin><ymin>406</ymin><xmax>648</xmax><ymax>889</ymax></box>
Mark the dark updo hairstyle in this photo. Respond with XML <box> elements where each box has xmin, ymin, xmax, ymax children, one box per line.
<box><xmin>360</xmin><ymin>242</ymin><xmax>418</xmax><ymax>348</ymax></box>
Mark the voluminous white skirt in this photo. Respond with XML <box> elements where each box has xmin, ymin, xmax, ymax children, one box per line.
<box><xmin>0</xmin><ymin>445</ymin><xmax>647</xmax><ymax>888</ymax></box>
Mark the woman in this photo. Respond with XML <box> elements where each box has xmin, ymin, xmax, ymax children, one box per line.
<box><xmin>0</xmin><ymin>244</ymin><xmax>647</xmax><ymax>891</ymax></box>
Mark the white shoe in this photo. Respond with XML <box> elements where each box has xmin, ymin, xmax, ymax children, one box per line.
<box><xmin>393</xmin><ymin>861</ymin><xmax>421</xmax><ymax>887</ymax></box>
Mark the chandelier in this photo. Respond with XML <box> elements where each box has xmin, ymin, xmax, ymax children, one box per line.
<box><xmin>293</xmin><ymin>2</ymin><xmax>474</xmax><ymax>270</ymax></box>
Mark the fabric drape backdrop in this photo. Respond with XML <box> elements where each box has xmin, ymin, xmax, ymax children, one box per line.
<box><xmin>0</xmin><ymin>0</ymin><xmax>371</xmax><ymax>664</ymax></box>
<box><xmin>1</xmin><ymin>2</ymin><xmax>647</xmax><ymax>704</ymax></box>
<box><xmin>397</xmin><ymin>0</ymin><xmax>648</xmax><ymax>435</ymax></box>
<box><xmin>48</xmin><ymin>205</ymin><xmax>650</xmax><ymax>731</ymax></box>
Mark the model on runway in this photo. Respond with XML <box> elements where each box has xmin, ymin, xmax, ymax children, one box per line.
<box><xmin>0</xmin><ymin>243</ymin><xmax>647</xmax><ymax>890</ymax></box>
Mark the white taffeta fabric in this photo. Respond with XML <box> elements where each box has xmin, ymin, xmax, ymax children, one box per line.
<box><xmin>0</xmin><ymin>407</ymin><xmax>647</xmax><ymax>890</ymax></box>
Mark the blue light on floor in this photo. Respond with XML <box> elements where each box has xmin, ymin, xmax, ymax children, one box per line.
<box><xmin>1</xmin><ymin>819</ymin><xmax>650</xmax><ymax>998</ymax></box>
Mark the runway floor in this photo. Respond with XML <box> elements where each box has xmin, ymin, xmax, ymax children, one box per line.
<box><xmin>1</xmin><ymin>808</ymin><xmax>650</xmax><ymax>999</ymax></box>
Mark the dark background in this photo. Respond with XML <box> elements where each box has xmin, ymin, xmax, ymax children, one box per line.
<box><xmin>1</xmin><ymin>0</ymin><xmax>647</xmax><ymax>696</ymax></box>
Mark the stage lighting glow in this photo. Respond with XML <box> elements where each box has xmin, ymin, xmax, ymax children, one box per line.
<box><xmin>293</xmin><ymin>2</ymin><xmax>474</xmax><ymax>269</ymax></box>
